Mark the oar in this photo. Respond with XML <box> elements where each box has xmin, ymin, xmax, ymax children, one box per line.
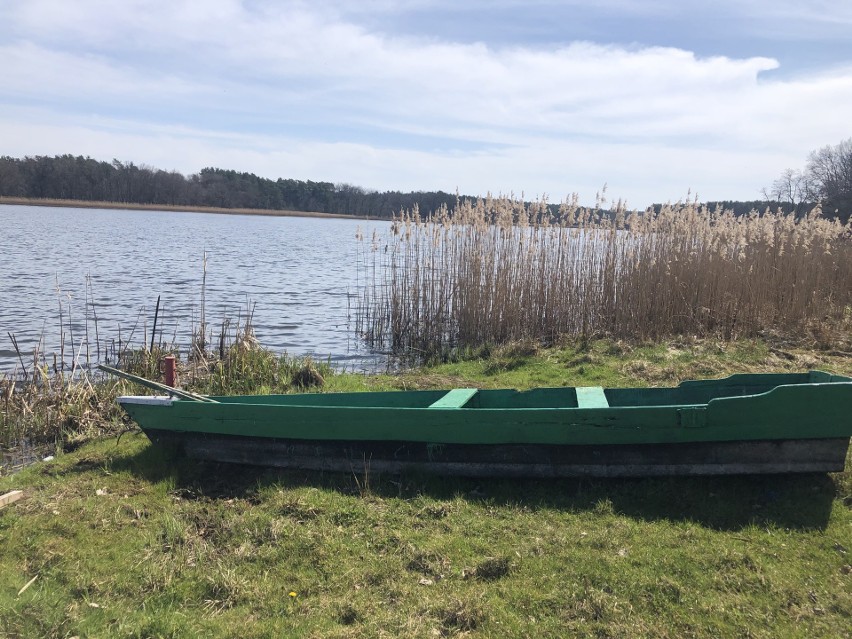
<box><xmin>98</xmin><ymin>364</ymin><xmax>219</xmax><ymax>403</ymax></box>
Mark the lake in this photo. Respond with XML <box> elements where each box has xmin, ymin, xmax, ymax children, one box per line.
<box><xmin>0</xmin><ymin>204</ymin><xmax>392</xmax><ymax>374</ymax></box>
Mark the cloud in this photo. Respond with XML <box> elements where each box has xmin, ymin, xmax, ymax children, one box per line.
<box><xmin>1</xmin><ymin>0</ymin><xmax>851</xmax><ymax>206</ymax></box>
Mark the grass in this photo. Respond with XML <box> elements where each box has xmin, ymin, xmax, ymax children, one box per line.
<box><xmin>2</xmin><ymin>339</ymin><xmax>851</xmax><ymax>638</ymax></box>
<box><xmin>348</xmin><ymin>337</ymin><xmax>852</xmax><ymax>393</ymax></box>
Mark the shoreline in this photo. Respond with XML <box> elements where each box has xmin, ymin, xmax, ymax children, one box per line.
<box><xmin>0</xmin><ymin>196</ymin><xmax>380</xmax><ymax>221</ymax></box>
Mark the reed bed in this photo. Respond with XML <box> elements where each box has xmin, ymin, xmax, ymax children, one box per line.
<box><xmin>1</xmin><ymin>301</ymin><xmax>330</xmax><ymax>458</ymax></box>
<box><xmin>356</xmin><ymin>196</ymin><xmax>852</xmax><ymax>360</ymax></box>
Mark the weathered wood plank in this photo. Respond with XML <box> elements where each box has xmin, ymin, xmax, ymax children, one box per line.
<box><xmin>147</xmin><ymin>430</ymin><xmax>851</xmax><ymax>477</ymax></box>
<box><xmin>0</xmin><ymin>490</ymin><xmax>24</xmax><ymax>509</ymax></box>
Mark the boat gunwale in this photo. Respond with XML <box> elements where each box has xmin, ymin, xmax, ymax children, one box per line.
<box><xmin>116</xmin><ymin>377</ymin><xmax>852</xmax><ymax>411</ymax></box>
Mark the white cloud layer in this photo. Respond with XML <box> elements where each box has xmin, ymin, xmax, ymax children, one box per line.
<box><xmin>1</xmin><ymin>0</ymin><xmax>851</xmax><ymax>206</ymax></box>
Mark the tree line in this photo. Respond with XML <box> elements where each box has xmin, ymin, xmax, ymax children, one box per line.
<box><xmin>2</xmin><ymin>144</ymin><xmax>850</xmax><ymax>222</ymax></box>
<box><xmin>0</xmin><ymin>155</ymin><xmax>461</xmax><ymax>219</ymax></box>
<box><xmin>762</xmin><ymin>138</ymin><xmax>852</xmax><ymax>223</ymax></box>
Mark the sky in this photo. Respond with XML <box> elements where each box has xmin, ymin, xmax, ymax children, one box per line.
<box><xmin>1</xmin><ymin>0</ymin><xmax>851</xmax><ymax>207</ymax></box>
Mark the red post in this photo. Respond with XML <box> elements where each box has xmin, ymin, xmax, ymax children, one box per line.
<box><xmin>162</xmin><ymin>355</ymin><xmax>177</xmax><ymax>387</ymax></box>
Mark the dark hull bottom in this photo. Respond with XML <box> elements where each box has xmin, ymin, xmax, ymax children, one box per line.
<box><xmin>143</xmin><ymin>430</ymin><xmax>850</xmax><ymax>477</ymax></box>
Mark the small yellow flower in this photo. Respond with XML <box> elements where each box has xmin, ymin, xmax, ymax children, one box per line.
<box><xmin>289</xmin><ymin>591</ymin><xmax>297</xmax><ymax>598</ymax></box>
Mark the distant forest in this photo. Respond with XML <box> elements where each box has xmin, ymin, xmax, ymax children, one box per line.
<box><xmin>0</xmin><ymin>153</ymin><xmax>840</xmax><ymax>220</ymax></box>
<box><xmin>0</xmin><ymin>154</ymin><xmax>460</xmax><ymax>218</ymax></box>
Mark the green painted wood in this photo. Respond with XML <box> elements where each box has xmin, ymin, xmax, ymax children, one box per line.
<box><xmin>678</xmin><ymin>407</ymin><xmax>707</xmax><ymax>428</ymax></box>
<box><xmin>118</xmin><ymin>371</ymin><xmax>852</xmax><ymax>449</ymax></box>
<box><xmin>214</xmin><ymin>390</ymin><xmax>448</xmax><ymax>407</ymax></box>
<box><xmin>428</xmin><ymin>388</ymin><xmax>478</xmax><ymax>409</ymax></box>
<box><xmin>576</xmin><ymin>386</ymin><xmax>609</xmax><ymax>409</ymax></box>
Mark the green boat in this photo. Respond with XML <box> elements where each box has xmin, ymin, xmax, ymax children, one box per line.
<box><xmin>113</xmin><ymin>370</ymin><xmax>852</xmax><ymax>477</ymax></box>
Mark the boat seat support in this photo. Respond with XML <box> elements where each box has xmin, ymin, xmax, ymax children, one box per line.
<box><xmin>576</xmin><ymin>386</ymin><xmax>609</xmax><ymax>409</ymax></box>
<box><xmin>428</xmin><ymin>388</ymin><xmax>478</xmax><ymax>409</ymax></box>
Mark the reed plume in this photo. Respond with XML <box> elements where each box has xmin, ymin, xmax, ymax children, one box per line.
<box><xmin>356</xmin><ymin>196</ymin><xmax>852</xmax><ymax>360</ymax></box>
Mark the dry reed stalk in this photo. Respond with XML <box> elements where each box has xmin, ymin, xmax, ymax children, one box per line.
<box><xmin>7</xmin><ymin>333</ymin><xmax>27</xmax><ymax>380</ymax></box>
<box><xmin>191</xmin><ymin>250</ymin><xmax>209</xmax><ymax>361</ymax></box>
<box><xmin>356</xmin><ymin>197</ymin><xmax>852</xmax><ymax>359</ymax></box>
<box><xmin>86</xmin><ymin>274</ymin><xmax>101</xmax><ymax>363</ymax></box>
<box><xmin>150</xmin><ymin>295</ymin><xmax>161</xmax><ymax>353</ymax></box>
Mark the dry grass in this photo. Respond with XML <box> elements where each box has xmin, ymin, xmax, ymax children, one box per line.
<box><xmin>356</xmin><ymin>196</ymin><xmax>852</xmax><ymax>360</ymax></box>
<box><xmin>0</xmin><ymin>370</ymin><xmax>127</xmax><ymax>454</ymax></box>
<box><xmin>0</xmin><ymin>346</ymin><xmax>332</xmax><ymax>456</ymax></box>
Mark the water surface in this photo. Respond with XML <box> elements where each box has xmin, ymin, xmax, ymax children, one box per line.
<box><xmin>0</xmin><ymin>205</ymin><xmax>391</xmax><ymax>373</ymax></box>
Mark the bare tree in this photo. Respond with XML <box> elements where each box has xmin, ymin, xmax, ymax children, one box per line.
<box><xmin>806</xmin><ymin>138</ymin><xmax>852</xmax><ymax>221</ymax></box>
<box><xmin>765</xmin><ymin>139</ymin><xmax>852</xmax><ymax>222</ymax></box>
<box><xmin>761</xmin><ymin>168</ymin><xmax>811</xmax><ymax>213</ymax></box>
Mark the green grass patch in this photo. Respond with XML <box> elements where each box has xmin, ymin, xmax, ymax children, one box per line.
<box><xmin>2</xmin><ymin>339</ymin><xmax>851</xmax><ymax>637</ymax></box>
<box><xmin>2</xmin><ymin>435</ymin><xmax>850</xmax><ymax>638</ymax></box>
<box><xmin>337</xmin><ymin>337</ymin><xmax>851</xmax><ymax>393</ymax></box>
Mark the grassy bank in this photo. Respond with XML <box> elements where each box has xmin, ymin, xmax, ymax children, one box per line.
<box><xmin>0</xmin><ymin>196</ymin><xmax>369</xmax><ymax>220</ymax></box>
<box><xmin>2</xmin><ymin>339</ymin><xmax>851</xmax><ymax>638</ymax></box>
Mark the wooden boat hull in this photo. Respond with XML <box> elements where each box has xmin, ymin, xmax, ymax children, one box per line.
<box><xmin>118</xmin><ymin>371</ymin><xmax>852</xmax><ymax>477</ymax></box>
<box><xmin>143</xmin><ymin>430</ymin><xmax>850</xmax><ymax>477</ymax></box>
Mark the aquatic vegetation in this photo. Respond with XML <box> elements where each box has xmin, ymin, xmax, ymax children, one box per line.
<box><xmin>357</xmin><ymin>196</ymin><xmax>852</xmax><ymax>360</ymax></box>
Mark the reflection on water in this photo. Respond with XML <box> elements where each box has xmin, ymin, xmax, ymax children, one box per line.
<box><xmin>0</xmin><ymin>205</ymin><xmax>392</xmax><ymax>373</ymax></box>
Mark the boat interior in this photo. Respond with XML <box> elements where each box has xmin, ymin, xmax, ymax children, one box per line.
<box><xmin>209</xmin><ymin>371</ymin><xmax>850</xmax><ymax>409</ymax></box>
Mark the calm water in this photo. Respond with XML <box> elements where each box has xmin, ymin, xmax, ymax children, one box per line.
<box><xmin>0</xmin><ymin>204</ymin><xmax>392</xmax><ymax>374</ymax></box>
